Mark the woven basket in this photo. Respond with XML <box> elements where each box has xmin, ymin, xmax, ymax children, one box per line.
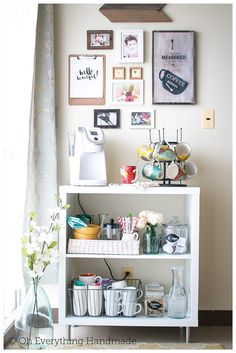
<box><xmin>68</xmin><ymin>239</ymin><xmax>140</xmax><ymax>255</ymax></box>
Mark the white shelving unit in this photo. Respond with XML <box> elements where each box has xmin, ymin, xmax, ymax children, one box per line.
<box><xmin>59</xmin><ymin>185</ymin><xmax>200</xmax><ymax>342</ymax></box>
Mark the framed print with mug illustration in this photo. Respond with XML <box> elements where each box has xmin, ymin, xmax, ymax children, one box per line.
<box><xmin>152</xmin><ymin>31</ymin><xmax>196</xmax><ymax>104</ymax></box>
<box><xmin>119</xmin><ymin>30</ymin><xmax>144</xmax><ymax>63</ymax></box>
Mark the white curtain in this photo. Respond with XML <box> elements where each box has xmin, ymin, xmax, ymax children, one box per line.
<box><xmin>1</xmin><ymin>3</ymin><xmax>38</xmax><ymax>328</ymax></box>
<box><xmin>24</xmin><ymin>4</ymin><xmax>58</xmax><ymax>284</ymax></box>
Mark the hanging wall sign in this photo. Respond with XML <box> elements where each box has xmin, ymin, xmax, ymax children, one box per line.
<box><xmin>152</xmin><ymin>31</ymin><xmax>196</xmax><ymax>104</ymax></box>
<box><xmin>69</xmin><ymin>55</ymin><xmax>105</xmax><ymax>105</ymax></box>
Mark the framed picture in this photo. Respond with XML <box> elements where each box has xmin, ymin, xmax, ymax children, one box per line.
<box><xmin>152</xmin><ymin>31</ymin><xmax>196</xmax><ymax>104</ymax></box>
<box><xmin>129</xmin><ymin>67</ymin><xmax>142</xmax><ymax>79</ymax></box>
<box><xmin>119</xmin><ymin>29</ymin><xmax>144</xmax><ymax>63</ymax></box>
<box><xmin>69</xmin><ymin>55</ymin><xmax>105</xmax><ymax>105</ymax></box>
<box><xmin>111</xmin><ymin>80</ymin><xmax>143</xmax><ymax>105</ymax></box>
<box><xmin>94</xmin><ymin>109</ymin><xmax>120</xmax><ymax>128</ymax></box>
<box><xmin>112</xmin><ymin>67</ymin><xmax>125</xmax><ymax>80</ymax></box>
<box><xmin>129</xmin><ymin>110</ymin><xmax>155</xmax><ymax>129</ymax></box>
<box><xmin>87</xmin><ymin>30</ymin><xmax>113</xmax><ymax>49</ymax></box>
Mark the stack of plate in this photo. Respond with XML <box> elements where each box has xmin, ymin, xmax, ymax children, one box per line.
<box><xmin>73</xmin><ymin>224</ymin><xmax>100</xmax><ymax>240</ymax></box>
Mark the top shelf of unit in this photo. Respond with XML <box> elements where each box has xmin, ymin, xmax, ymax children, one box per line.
<box><xmin>60</xmin><ymin>185</ymin><xmax>200</xmax><ymax>196</ymax></box>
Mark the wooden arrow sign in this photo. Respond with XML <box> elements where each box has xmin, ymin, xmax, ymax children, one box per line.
<box><xmin>99</xmin><ymin>4</ymin><xmax>172</xmax><ymax>23</ymax></box>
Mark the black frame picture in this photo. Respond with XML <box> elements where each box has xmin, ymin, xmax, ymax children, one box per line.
<box><xmin>152</xmin><ymin>31</ymin><xmax>196</xmax><ymax>104</ymax></box>
<box><xmin>94</xmin><ymin>109</ymin><xmax>120</xmax><ymax>128</ymax></box>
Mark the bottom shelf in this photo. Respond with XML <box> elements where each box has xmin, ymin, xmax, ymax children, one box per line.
<box><xmin>60</xmin><ymin>314</ymin><xmax>197</xmax><ymax>327</ymax></box>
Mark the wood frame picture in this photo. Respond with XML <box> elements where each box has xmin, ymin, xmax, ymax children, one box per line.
<box><xmin>129</xmin><ymin>67</ymin><xmax>142</xmax><ymax>79</ymax></box>
<box><xmin>94</xmin><ymin>109</ymin><xmax>120</xmax><ymax>128</ymax></box>
<box><xmin>152</xmin><ymin>31</ymin><xmax>196</xmax><ymax>104</ymax></box>
<box><xmin>87</xmin><ymin>30</ymin><xmax>113</xmax><ymax>50</ymax></box>
<box><xmin>129</xmin><ymin>110</ymin><xmax>155</xmax><ymax>129</ymax></box>
<box><xmin>112</xmin><ymin>67</ymin><xmax>125</xmax><ymax>80</ymax></box>
<box><xmin>69</xmin><ymin>55</ymin><xmax>105</xmax><ymax>105</ymax></box>
<box><xmin>111</xmin><ymin>80</ymin><xmax>143</xmax><ymax>105</ymax></box>
<box><xmin>119</xmin><ymin>29</ymin><xmax>144</xmax><ymax>63</ymax></box>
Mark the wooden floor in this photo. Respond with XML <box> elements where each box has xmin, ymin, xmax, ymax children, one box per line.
<box><xmin>55</xmin><ymin>325</ymin><xmax>232</xmax><ymax>349</ymax></box>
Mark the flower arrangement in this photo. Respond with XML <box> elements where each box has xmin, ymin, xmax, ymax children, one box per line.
<box><xmin>136</xmin><ymin>210</ymin><xmax>164</xmax><ymax>254</ymax></box>
<box><xmin>21</xmin><ymin>195</ymin><xmax>70</xmax><ymax>281</ymax></box>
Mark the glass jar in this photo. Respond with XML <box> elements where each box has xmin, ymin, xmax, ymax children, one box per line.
<box><xmin>143</xmin><ymin>224</ymin><xmax>162</xmax><ymax>254</ymax></box>
<box><xmin>162</xmin><ymin>217</ymin><xmax>188</xmax><ymax>254</ymax></box>
<box><xmin>144</xmin><ymin>282</ymin><xmax>164</xmax><ymax>317</ymax></box>
<box><xmin>15</xmin><ymin>280</ymin><xmax>53</xmax><ymax>349</ymax></box>
<box><xmin>168</xmin><ymin>266</ymin><xmax>187</xmax><ymax>319</ymax></box>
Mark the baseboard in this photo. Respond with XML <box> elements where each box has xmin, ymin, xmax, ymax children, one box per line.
<box><xmin>199</xmin><ymin>310</ymin><xmax>232</xmax><ymax>326</ymax></box>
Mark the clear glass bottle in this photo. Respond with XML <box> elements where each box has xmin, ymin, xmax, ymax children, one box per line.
<box><xmin>167</xmin><ymin>266</ymin><xmax>187</xmax><ymax>319</ymax></box>
<box><xmin>15</xmin><ymin>281</ymin><xmax>53</xmax><ymax>349</ymax></box>
<box><xmin>143</xmin><ymin>224</ymin><xmax>161</xmax><ymax>254</ymax></box>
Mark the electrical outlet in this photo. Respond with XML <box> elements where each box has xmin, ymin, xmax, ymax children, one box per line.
<box><xmin>202</xmin><ymin>109</ymin><xmax>215</xmax><ymax>129</ymax></box>
<box><xmin>121</xmin><ymin>266</ymin><xmax>134</xmax><ymax>279</ymax></box>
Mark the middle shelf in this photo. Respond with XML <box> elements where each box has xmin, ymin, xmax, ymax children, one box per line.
<box><xmin>66</xmin><ymin>253</ymin><xmax>192</xmax><ymax>260</ymax></box>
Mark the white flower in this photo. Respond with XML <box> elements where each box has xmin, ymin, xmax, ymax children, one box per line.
<box><xmin>25</xmin><ymin>242</ymin><xmax>35</xmax><ymax>255</ymax></box>
<box><xmin>49</xmin><ymin>249</ymin><xmax>60</xmax><ymax>264</ymax></box>
<box><xmin>29</xmin><ymin>220</ymin><xmax>41</xmax><ymax>231</ymax></box>
<box><xmin>147</xmin><ymin>211</ymin><xmax>164</xmax><ymax>226</ymax></box>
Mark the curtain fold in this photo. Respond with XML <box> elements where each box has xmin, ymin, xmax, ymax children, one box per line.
<box><xmin>24</xmin><ymin>4</ymin><xmax>58</xmax><ymax>284</ymax></box>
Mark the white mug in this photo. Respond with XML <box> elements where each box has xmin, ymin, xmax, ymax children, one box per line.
<box><xmin>105</xmin><ymin>300</ymin><xmax>123</xmax><ymax>317</ymax></box>
<box><xmin>184</xmin><ymin>161</ymin><xmax>197</xmax><ymax>179</ymax></box>
<box><xmin>122</xmin><ymin>286</ymin><xmax>143</xmax><ymax>302</ymax></box>
<box><xmin>103</xmin><ymin>288</ymin><xmax>122</xmax><ymax>302</ymax></box>
<box><xmin>73</xmin><ymin>284</ymin><xmax>87</xmax><ymax>316</ymax></box>
<box><xmin>79</xmin><ymin>273</ymin><xmax>102</xmax><ymax>285</ymax></box>
<box><xmin>166</xmin><ymin>163</ymin><xmax>186</xmax><ymax>181</ymax></box>
<box><xmin>122</xmin><ymin>232</ymin><xmax>139</xmax><ymax>241</ymax></box>
<box><xmin>87</xmin><ymin>283</ymin><xmax>103</xmax><ymax>316</ymax></box>
<box><xmin>122</xmin><ymin>301</ymin><xmax>142</xmax><ymax>317</ymax></box>
<box><xmin>175</xmin><ymin>142</ymin><xmax>191</xmax><ymax>161</ymax></box>
<box><xmin>108</xmin><ymin>280</ymin><xmax>127</xmax><ymax>290</ymax></box>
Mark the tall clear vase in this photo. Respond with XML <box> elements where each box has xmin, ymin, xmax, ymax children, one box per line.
<box><xmin>167</xmin><ymin>266</ymin><xmax>187</xmax><ymax>319</ymax></box>
<box><xmin>15</xmin><ymin>280</ymin><xmax>53</xmax><ymax>349</ymax></box>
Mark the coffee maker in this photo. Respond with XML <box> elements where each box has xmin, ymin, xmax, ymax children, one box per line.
<box><xmin>68</xmin><ymin>127</ymin><xmax>107</xmax><ymax>186</ymax></box>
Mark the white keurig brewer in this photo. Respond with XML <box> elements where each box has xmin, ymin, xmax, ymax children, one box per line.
<box><xmin>68</xmin><ymin>127</ymin><xmax>107</xmax><ymax>186</ymax></box>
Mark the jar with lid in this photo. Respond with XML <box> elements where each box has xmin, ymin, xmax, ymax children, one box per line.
<box><xmin>162</xmin><ymin>217</ymin><xmax>188</xmax><ymax>254</ymax></box>
<box><xmin>101</xmin><ymin>219</ymin><xmax>121</xmax><ymax>240</ymax></box>
<box><xmin>144</xmin><ymin>282</ymin><xmax>164</xmax><ymax>317</ymax></box>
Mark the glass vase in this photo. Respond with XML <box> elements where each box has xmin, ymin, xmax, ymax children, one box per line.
<box><xmin>15</xmin><ymin>280</ymin><xmax>53</xmax><ymax>349</ymax></box>
<box><xmin>143</xmin><ymin>224</ymin><xmax>161</xmax><ymax>254</ymax></box>
<box><xmin>167</xmin><ymin>266</ymin><xmax>187</xmax><ymax>319</ymax></box>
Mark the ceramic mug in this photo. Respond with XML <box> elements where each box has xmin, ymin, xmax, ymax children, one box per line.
<box><xmin>120</xmin><ymin>166</ymin><xmax>137</xmax><ymax>184</ymax></box>
<box><xmin>159</xmin><ymin>69</ymin><xmax>189</xmax><ymax>95</ymax></box>
<box><xmin>105</xmin><ymin>300</ymin><xmax>123</xmax><ymax>317</ymax></box>
<box><xmin>122</xmin><ymin>232</ymin><xmax>139</xmax><ymax>241</ymax></box>
<box><xmin>79</xmin><ymin>273</ymin><xmax>102</xmax><ymax>285</ymax></box>
<box><xmin>153</xmin><ymin>143</ymin><xmax>175</xmax><ymax>162</ymax></box>
<box><xmin>103</xmin><ymin>288</ymin><xmax>122</xmax><ymax>302</ymax></box>
<box><xmin>137</xmin><ymin>145</ymin><xmax>153</xmax><ymax>161</ymax></box>
<box><xmin>184</xmin><ymin>161</ymin><xmax>197</xmax><ymax>179</ymax></box>
<box><xmin>142</xmin><ymin>163</ymin><xmax>164</xmax><ymax>181</ymax></box>
<box><xmin>175</xmin><ymin>142</ymin><xmax>191</xmax><ymax>161</ymax></box>
<box><xmin>122</xmin><ymin>287</ymin><xmax>143</xmax><ymax>302</ymax></box>
<box><xmin>166</xmin><ymin>163</ymin><xmax>186</xmax><ymax>181</ymax></box>
<box><xmin>108</xmin><ymin>280</ymin><xmax>127</xmax><ymax>290</ymax></box>
<box><xmin>122</xmin><ymin>301</ymin><xmax>142</xmax><ymax>317</ymax></box>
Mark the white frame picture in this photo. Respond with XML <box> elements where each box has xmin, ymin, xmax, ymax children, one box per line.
<box><xmin>111</xmin><ymin>80</ymin><xmax>144</xmax><ymax>105</ymax></box>
<box><xmin>119</xmin><ymin>29</ymin><xmax>144</xmax><ymax>63</ymax></box>
<box><xmin>129</xmin><ymin>110</ymin><xmax>155</xmax><ymax>129</ymax></box>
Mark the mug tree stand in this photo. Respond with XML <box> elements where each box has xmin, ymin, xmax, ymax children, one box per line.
<box><xmin>159</xmin><ymin>161</ymin><xmax>187</xmax><ymax>187</ymax></box>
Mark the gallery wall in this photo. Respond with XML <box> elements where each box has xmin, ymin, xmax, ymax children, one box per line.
<box><xmin>54</xmin><ymin>3</ymin><xmax>232</xmax><ymax>310</ymax></box>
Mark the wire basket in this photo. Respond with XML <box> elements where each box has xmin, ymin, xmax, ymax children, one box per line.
<box><xmin>67</xmin><ymin>238</ymin><xmax>140</xmax><ymax>255</ymax></box>
<box><xmin>68</xmin><ymin>279</ymin><xmax>143</xmax><ymax>317</ymax></box>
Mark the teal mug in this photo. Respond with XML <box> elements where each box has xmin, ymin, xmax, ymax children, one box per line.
<box><xmin>142</xmin><ymin>163</ymin><xmax>164</xmax><ymax>181</ymax></box>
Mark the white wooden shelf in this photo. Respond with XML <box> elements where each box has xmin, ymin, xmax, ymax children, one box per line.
<box><xmin>59</xmin><ymin>185</ymin><xmax>200</xmax><ymax>332</ymax></box>
<box><xmin>66</xmin><ymin>253</ymin><xmax>192</xmax><ymax>260</ymax></box>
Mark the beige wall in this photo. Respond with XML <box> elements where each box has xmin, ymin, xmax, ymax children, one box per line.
<box><xmin>54</xmin><ymin>4</ymin><xmax>232</xmax><ymax>310</ymax></box>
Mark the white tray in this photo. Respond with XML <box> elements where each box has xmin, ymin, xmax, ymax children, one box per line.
<box><xmin>68</xmin><ymin>239</ymin><xmax>140</xmax><ymax>255</ymax></box>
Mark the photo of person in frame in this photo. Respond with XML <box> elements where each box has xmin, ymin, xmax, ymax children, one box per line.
<box><xmin>123</xmin><ymin>34</ymin><xmax>138</xmax><ymax>58</ymax></box>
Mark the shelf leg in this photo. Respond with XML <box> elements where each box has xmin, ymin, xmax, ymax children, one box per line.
<box><xmin>68</xmin><ymin>325</ymin><xmax>72</xmax><ymax>340</ymax></box>
<box><xmin>179</xmin><ymin>327</ymin><xmax>184</xmax><ymax>342</ymax></box>
<box><xmin>186</xmin><ymin>327</ymin><xmax>190</xmax><ymax>343</ymax></box>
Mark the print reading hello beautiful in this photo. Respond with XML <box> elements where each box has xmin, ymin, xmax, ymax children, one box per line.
<box><xmin>76</xmin><ymin>67</ymin><xmax>99</xmax><ymax>80</ymax></box>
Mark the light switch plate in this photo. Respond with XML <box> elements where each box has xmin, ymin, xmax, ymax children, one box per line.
<box><xmin>202</xmin><ymin>109</ymin><xmax>215</xmax><ymax>128</ymax></box>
